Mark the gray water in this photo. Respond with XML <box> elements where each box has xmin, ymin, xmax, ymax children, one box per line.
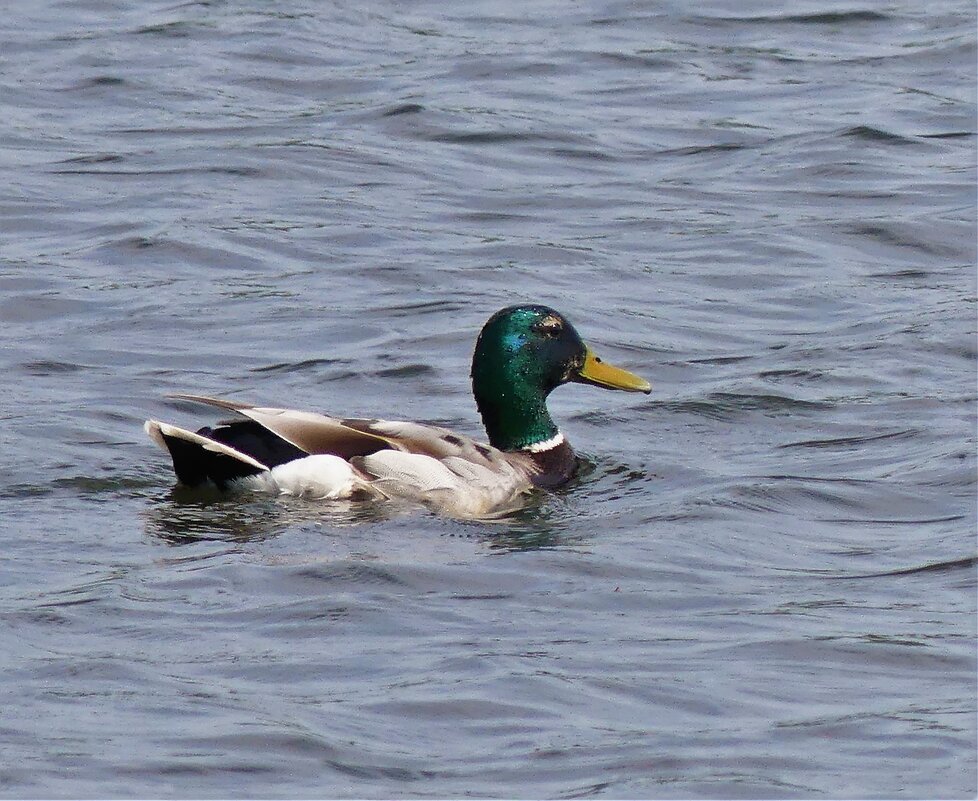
<box><xmin>1</xmin><ymin>1</ymin><xmax>976</xmax><ymax>798</ymax></box>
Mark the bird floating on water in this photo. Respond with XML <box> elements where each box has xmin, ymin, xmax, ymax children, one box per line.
<box><xmin>145</xmin><ymin>304</ymin><xmax>651</xmax><ymax>518</ymax></box>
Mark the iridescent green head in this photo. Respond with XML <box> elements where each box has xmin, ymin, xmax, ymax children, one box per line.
<box><xmin>470</xmin><ymin>305</ymin><xmax>651</xmax><ymax>452</ymax></box>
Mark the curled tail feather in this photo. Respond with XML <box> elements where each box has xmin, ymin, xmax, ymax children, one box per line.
<box><xmin>144</xmin><ymin>421</ymin><xmax>268</xmax><ymax>489</ymax></box>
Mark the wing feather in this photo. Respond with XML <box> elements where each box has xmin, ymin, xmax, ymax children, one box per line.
<box><xmin>169</xmin><ymin>394</ymin><xmax>391</xmax><ymax>459</ymax></box>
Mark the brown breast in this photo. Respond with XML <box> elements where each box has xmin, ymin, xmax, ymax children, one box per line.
<box><xmin>527</xmin><ymin>439</ymin><xmax>578</xmax><ymax>488</ymax></box>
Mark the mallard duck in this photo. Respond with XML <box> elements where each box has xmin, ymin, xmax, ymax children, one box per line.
<box><xmin>145</xmin><ymin>304</ymin><xmax>650</xmax><ymax>517</ymax></box>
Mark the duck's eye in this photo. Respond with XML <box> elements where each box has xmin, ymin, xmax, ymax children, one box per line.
<box><xmin>533</xmin><ymin>316</ymin><xmax>563</xmax><ymax>338</ymax></box>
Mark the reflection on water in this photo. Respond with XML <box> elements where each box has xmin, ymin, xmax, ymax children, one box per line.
<box><xmin>143</xmin><ymin>488</ymin><xmax>404</xmax><ymax>546</ymax></box>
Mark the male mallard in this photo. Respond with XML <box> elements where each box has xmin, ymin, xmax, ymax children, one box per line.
<box><xmin>145</xmin><ymin>304</ymin><xmax>650</xmax><ymax>517</ymax></box>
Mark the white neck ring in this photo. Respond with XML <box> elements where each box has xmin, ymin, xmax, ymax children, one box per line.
<box><xmin>525</xmin><ymin>431</ymin><xmax>565</xmax><ymax>453</ymax></box>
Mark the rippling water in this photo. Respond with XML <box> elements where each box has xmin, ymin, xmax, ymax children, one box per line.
<box><xmin>1</xmin><ymin>0</ymin><xmax>975</xmax><ymax>797</ymax></box>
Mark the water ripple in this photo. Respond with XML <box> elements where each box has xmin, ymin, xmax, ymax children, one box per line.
<box><xmin>0</xmin><ymin>0</ymin><xmax>974</xmax><ymax>797</ymax></box>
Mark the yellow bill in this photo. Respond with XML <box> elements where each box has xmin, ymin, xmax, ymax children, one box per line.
<box><xmin>575</xmin><ymin>347</ymin><xmax>651</xmax><ymax>394</ymax></box>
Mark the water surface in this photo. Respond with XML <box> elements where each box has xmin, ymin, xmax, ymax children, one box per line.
<box><xmin>1</xmin><ymin>0</ymin><xmax>975</xmax><ymax>797</ymax></box>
